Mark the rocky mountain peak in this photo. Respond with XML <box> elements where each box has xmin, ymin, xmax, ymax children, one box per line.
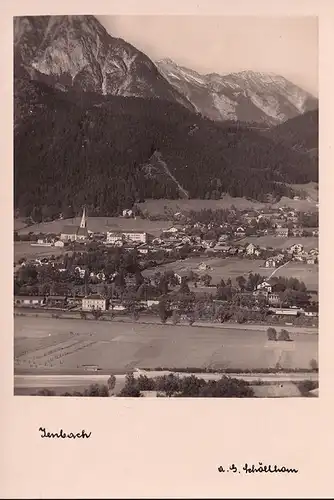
<box><xmin>14</xmin><ymin>16</ymin><xmax>195</xmax><ymax>110</ymax></box>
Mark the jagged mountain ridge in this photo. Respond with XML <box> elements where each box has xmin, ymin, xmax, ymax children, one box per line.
<box><xmin>14</xmin><ymin>16</ymin><xmax>195</xmax><ymax>111</ymax></box>
<box><xmin>156</xmin><ymin>58</ymin><xmax>318</xmax><ymax>126</ymax></box>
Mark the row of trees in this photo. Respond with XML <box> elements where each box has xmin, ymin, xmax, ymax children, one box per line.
<box><xmin>36</xmin><ymin>373</ymin><xmax>254</xmax><ymax>398</ymax></box>
<box><xmin>118</xmin><ymin>373</ymin><xmax>254</xmax><ymax>398</ymax></box>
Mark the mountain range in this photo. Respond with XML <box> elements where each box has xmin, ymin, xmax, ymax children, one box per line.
<box><xmin>13</xmin><ymin>15</ymin><xmax>318</xmax><ymax>218</ymax></box>
<box><xmin>156</xmin><ymin>59</ymin><xmax>318</xmax><ymax>126</ymax></box>
<box><xmin>14</xmin><ymin>15</ymin><xmax>317</xmax><ymax>127</ymax></box>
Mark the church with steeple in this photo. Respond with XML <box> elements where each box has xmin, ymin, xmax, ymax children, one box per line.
<box><xmin>60</xmin><ymin>207</ymin><xmax>89</xmax><ymax>242</ymax></box>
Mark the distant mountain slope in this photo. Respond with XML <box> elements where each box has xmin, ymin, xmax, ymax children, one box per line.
<box><xmin>14</xmin><ymin>15</ymin><xmax>195</xmax><ymax>111</ymax></box>
<box><xmin>265</xmin><ymin>110</ymin><xmax>318</xmax><ymax>155</ymax></box>
<box><xmin>14</xmin><ymin>80</ymin><xmax>318</xmax><ymax>218</ymax></box>
<box><xmin>156</xmin><ymin>58</ymin><xmax>318</xmax><ymax>126</ymax></box>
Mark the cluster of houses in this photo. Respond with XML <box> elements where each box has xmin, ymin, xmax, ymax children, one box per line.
<box><xmin>25</xmin><ymin>204</ymin><xmax>319</xmax><ymax>259</ymax></box>
<box><xmin>14</xmin><ymin>205</ymin><xmax>318</xmax><ymax>323</ymax></box>
<box><xmin>14</xmin><ymin>294</ymin><xmax>159</xmax><ymax>313</ymax></box>
<box><xmin>14</xmin><ymin>286</ymin><xmax>318</xmax><ymax>319</ymax></box>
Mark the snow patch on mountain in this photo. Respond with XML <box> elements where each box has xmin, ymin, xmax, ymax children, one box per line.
<box><xmin>180</xmin><ymin>71</ymin><xmax>206</xmax><ymax>86</ymax></box>
<box><xmin>248</xmin><ymin>92</ymin><xmax>285</xmax><ymax>121</ymax></box>
<box><xmin>168</xmin><ymin>72</ymin><xmax>182</xmax><ymax>80</ymax></box>
<box><xmin>212</xmin><ymin>93</ymin><xmax>237</xmax><ymax>120</ymax></box>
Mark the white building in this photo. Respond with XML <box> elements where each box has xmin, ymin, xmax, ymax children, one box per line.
<box><xmin>106</xmin><ymin>232</ymin><xmax>123</xmax><ymax>244</ymax></box>
<box><xmin>106</xmin><ymin>231</ymin><xmax>147</xmax><ymax>244</ymax></box>
<box><xmin>289</xmin><ymin>244</ymin><xmax>303</xmax><ymax>254</ymax></box>
<box><xmin>74</xmin><ymin>266</ymin><xmax>86</xmax><ymax>279</ymax></box>
<box><xmin>14</xmin><ymin>296</ymin><xmax>45</xmax><ymax>307</ymax></box>
<box><xmin>246</xmin><ymin>243</ymin><xmax>256</xmax><ymax>255</ymax></box>
<box><xmin>82</xmin><ymin>295</ymin><xmax>107</xmax><ymax>312</ymax></box>
<box><xmin>257</xmin><ymin>281</ymin><xmax>272</xmax><ymax>293</ymax></box>
<box><xmin>54</xmin><ymin>240</ymin><xmax>65</xmax><ymax>247</ymax></box>
<box><xmin>265</xmin><ymin>259</ymin><xmax>276</xmax><ymax>268</ymax></box>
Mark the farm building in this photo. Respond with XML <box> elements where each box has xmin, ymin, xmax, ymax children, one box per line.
<box><xmin>271</xmin><ymin>308</ymin><xmax>300</xmax><ymax>316</ymax></box>
<box><xmin>268</xmin><ymin>293</ymin><xmax>281</xmax><ymax>306</ymax></box>
<box><xmin>276</xmin><ymin>227</ymin><xmax>289</xmax><ymax>237</ymax></box>
<box><xmin>265</xmin><ymin>258</ymin><xmax>276</xmax><ymax>268</ymax></box>
<box><xmin>14</xmin><ymin>296</ymin><xmax>45</xmax><ymax>307</ymax></box>
<box><xmin>234</xmin><ymin>227</ymin><xmax>246</xmax><ymax>237</ymax></box>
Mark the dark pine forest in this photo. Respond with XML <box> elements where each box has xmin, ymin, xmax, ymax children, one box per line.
<box><xmin>14</xmin><ymin>78</ymin><xmax>318</xmax><ymax>219</ymax></box>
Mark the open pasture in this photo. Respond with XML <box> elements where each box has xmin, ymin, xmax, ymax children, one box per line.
<box><xmin>16</xmin><ymin>216</ymin><xmax>172</xmax><ymax>237</ymax></box>
<box><xmin>142</xmin><ymin>256</ymin><xmax>318</xmax><ymax>289</ymax></box>
<box><xmin>143</xmin><ymin>257</ymin><xmax>267</xmax><ymax>285</ymax></box>
<box><xmin>269</xmin><ymin>261</ymin><xmax>319</xmax><ymax>291</ymax></box>
<box><xmin>14</xmin><ymin>316</ymin><xmax>318</xmax><ymax>374</ymax></box>
<box><xmin>238</xmin><ymin>236</ymin><xmax>318</xmax><ymax>251</ymax></box>
<box><xmin>137</xmin><ymin>189</ymin><xmax>318</xmax><ymax>217</ymax></box>
<box><xmin>14</xmin><ymin>242</ymin><xmax>67</xmax><ymax>261</ymax></box>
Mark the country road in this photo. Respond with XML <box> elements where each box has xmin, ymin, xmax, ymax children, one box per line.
<box><xmin>14</xmin><ymin>370</ymin><xmax>319</xmax><ymax>390</ymax></box>
<box><xmin>14</xmin><ymin>308</ymin><xmax>318</xmax><ymax>335</ymax></box>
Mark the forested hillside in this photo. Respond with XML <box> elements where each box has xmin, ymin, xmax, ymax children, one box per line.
<box><xmin>14</xmin><ymin>79</ymin><xmax>318</xmax><ymax>219</ymax></box>
<box><xmin>265</xmin><ymin>110</ymin><xmax>318</xmax><ymax>155</ymax></box>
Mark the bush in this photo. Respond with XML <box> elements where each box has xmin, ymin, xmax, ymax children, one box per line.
<box><xmin>83</xmin><ymin>383</ymin><xmax>109</xmax><ymax>397</ymax></box>
<box><xmin>198</xmin><ymin>376</ymin><xmax>254</xmax><ymax>398</ymax></box>
<box><xmin>118</xmin><ymin>385</ymin><xmax>142</xmax><ymax>397</ymax></box>
<box><xmin>188</xmin><ymin>313</ymin><xmax>195</xmax><ymax>326</ymax></box>
<box><xmin>172</xmin><ymin>310</ymin><xmax>181</xmax><ymax>325</ymax></box>
<box><xmin>36</xmin><ymin>388</ymin><xmax>56</xmax><ymax>396</ymax></box>
<box><xmin>309</xmin><ymin>358</ymin><xmax>318</xmax><ymax>371</ymax></box>
<box><xmin>136</xmin><ymin>375</ymin><xmax>155</xmax><ymax>391</ymax></box>
<box><xmin>278</xmin><ymin>329</ymin><xmax>290</xmax><ymax>341</ymax></box>
<box><xmin>297</xmin><ymin>380</ymin><xmax>318</xmax><ymax>396</ymax></box>
<box><xmin>267</xmin><ymin>327</ymin><xmax>277</xmax><ymax>341</ymax></box>
<box><xmin>91</xmin><ymin>309</ymin><xmax>103</xmax><ymax>320</ymax></box>
<box><xmin>107</xmin><ymin>375</ymin><xmax>116</xmax><ymax>392</ymax></box>
<box><xmin>155</xmin><ymin>374</ymin><xmax>182</xmax><ymax>397</ymax></box>
<box><xmin>118</xmin><ymin>373</ymin><xmax>142</xmax><ymax>397</ymax></box>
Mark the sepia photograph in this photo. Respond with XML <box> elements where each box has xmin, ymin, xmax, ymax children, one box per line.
<box><xmin>13</xmin><ymin>14</ymin><xmax>318</xmax><ymax>398</ymax></box>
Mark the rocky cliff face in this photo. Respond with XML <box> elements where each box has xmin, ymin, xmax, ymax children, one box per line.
<box><xmin>14</xmin><ymin>16</ymin><xmax>194</xmax><ymax>110</ymax></box>
<box><xmin>156</xmin><ymin>58</ymin><xmax>318</xmax><ymax>126</ymax></box>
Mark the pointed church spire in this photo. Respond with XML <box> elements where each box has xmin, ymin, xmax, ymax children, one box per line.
<box><xmin>80</xmin><ymin>207</ymin><xmax>87</xmax><ymax>228</ymax></box>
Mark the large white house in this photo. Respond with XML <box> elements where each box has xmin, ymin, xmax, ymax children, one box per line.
<box><xmin>106</xmin><ymin>231</ymin><xmax>148</xmax><ymax>244</ymax></box>
<box><xmin>256</xmin><ymin>281</ymin><xmax>272</xmax><ymax>293</ymax></box>
<box><xmin>82</xmin><ymin>295</ymin><xmax>107</xmax><ymax>312</ymax></box>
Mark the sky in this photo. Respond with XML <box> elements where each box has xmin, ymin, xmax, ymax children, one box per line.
<box><xmin>97</xmin><ymin>16</ymin><xmax>318</xmax><ymax>96</ymax></box>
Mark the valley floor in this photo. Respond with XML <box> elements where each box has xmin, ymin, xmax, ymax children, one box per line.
<box><xmin>14</xmin><ymin>316</ymin><xmax>318</xmax><ymax>375</ymax></box>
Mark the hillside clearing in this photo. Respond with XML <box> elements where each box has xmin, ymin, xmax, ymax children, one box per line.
<box><xmin>16</xmin><ymin>216</ymin><xmax>172</xmax><ymax>237</ymax></box>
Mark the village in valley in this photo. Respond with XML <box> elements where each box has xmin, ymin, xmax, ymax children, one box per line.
<box><xmin>13</xmin><ymin>15</ymin><xmax>319</xmax><ymax>399</ymax></box>
<box><xmin>14</xmin><ymin>202</ymin><xmax>319</xmax><ymax>326</ymax></box>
